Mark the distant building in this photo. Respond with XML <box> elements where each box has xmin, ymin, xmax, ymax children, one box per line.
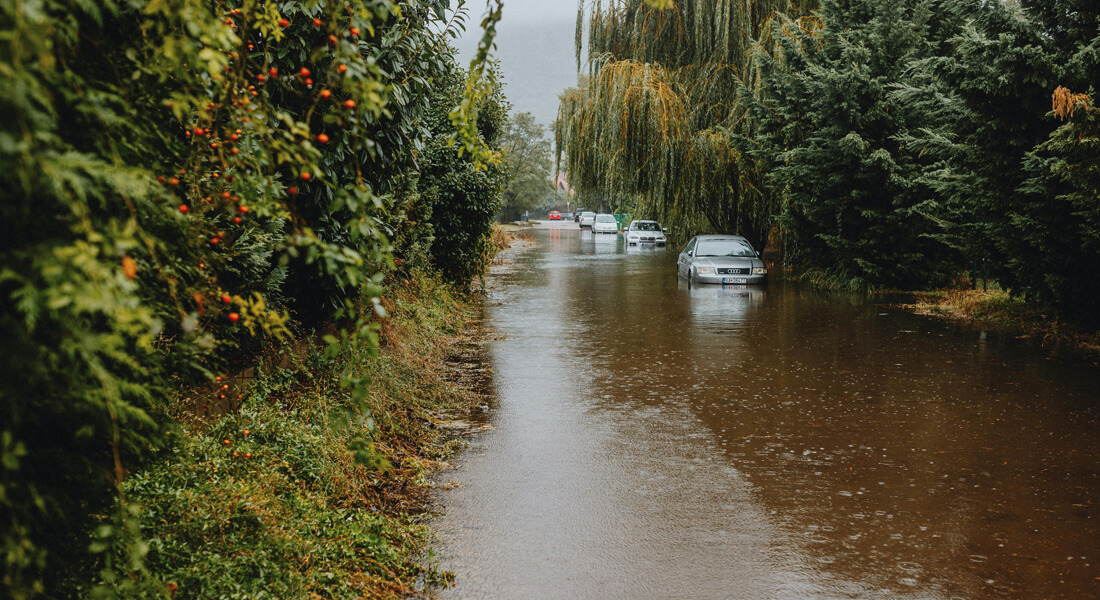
<box><xmin>555</xmin><ymin>173</ymin><xmax>574</xmax><ymax>196</ymax></box>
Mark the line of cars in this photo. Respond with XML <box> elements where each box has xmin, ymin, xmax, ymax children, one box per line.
<box><xmin>550</xmin><ymin>211</ymin><xmax>769</xmax><ymax>285</ymax></box>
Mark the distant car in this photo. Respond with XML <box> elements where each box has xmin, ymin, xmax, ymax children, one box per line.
<box><xmin>579</xmin><ymin>211</ymin><xmax>596</xmax><ymax>228</ymax></box>
<box><xmin>592</xmin><ymin>213</ymin><xmax>619</xmax><ymax>234</ymax></box>
<box><xmin>574</xmin><ymin>209</ymin><xmax>586</xmax><ymax>223</ymax></box>
<box><xmin>677</xmin><ymin>234</ymin><xmax>767</xmax><ymax>285</ymax></box>
<box><xmin>549</xmin><ymin>210</ymin><xmax>562</xmax><ymax>220</ymax></box>
<box><xmin>625</xmin><ymin>220</ymin><xmax>667</xmax><ymax>247</ymax></box>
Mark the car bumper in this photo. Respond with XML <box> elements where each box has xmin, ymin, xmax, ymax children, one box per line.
<box><xmin>692</xmin><ymin>273</ymin><xmax>767</xmax><ymax>285</ymax></box>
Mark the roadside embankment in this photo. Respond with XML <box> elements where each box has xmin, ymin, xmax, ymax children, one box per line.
<box><xmin>112</xmin><ymin>269</ymin><xmax>494</xmax><ymax>599</ymax></box>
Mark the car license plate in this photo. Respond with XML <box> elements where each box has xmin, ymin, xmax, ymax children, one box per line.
<box><xmin>723</xmin><ymin>277</ymin><xmax>747</xmax><ymax>284</ymax></box>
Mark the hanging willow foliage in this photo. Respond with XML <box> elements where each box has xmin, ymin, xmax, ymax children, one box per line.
<box><xmin>557</xmin><ymin>0</ymin><xmax>819</xmax><ymax>249</ymax></box>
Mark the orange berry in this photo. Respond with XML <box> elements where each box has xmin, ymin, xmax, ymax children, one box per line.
<box><xmin>228</xmin><ymin>312</ymin><xmax>240</xmax><ymax>322</ymax></box>
<box><xmin>243</xmin><ymin>429</ymin><xmax>250</xmax><ymax>435</ymax></box>
<box><xmin>278</xmin><ymin>17</ymin><xmax>289</xmax><ymax>27</ymax></box>
<box><xmin>223</xmin><ymin>439</ymin><xmax>230</xmax><ymax>445</ymax></box>
<box><xmin>221</xmin><ymin>294</ymin><xmax>231</xmax><ymax>304</ymax></box>
<box><xmin>239</xmin><ymin>205</ymin><xmax>250</xmax><ymax>213</ymax></box>
<box><xmin>179</xmin><ymin>204</ymin><xmax>189</xmax><ymax>213</ymax></box>
<box><xmin>317</xmin><ymin>133</ymin><xmax>329</xmax><ymax>143</ymax></box>
<box><xmin>299</xmin><ymin>67</ymin><xmax>310</xmax><ymax>77</ymax></box>
<box><xmin>344</xmin><ymin>99</ymin><xmax>355</xmax><ymax>109</ymax></box>
<box><xmin>300</xmin><ymin>171</ymin><xmax>311</xmax><ymax>180</ymax></box>
<box><xmin>350</xmin><ymin>27</ymin><xmax>360</xmax><ymax>36</ymax></box>
<box><xmin>312</xmin><ymin>18</ymin><xmax>322</xmax><ymax>26</ymax></box>
<box><xmin>169</xmin><ymin>177</ymin><xmax>180</xmax><ymax>185</ymax></box>
<box><xmin>337</xmin><ymin>63</ymin><xmax>347</xmax><ymax>73</ymax></box>
<box><xmin>287</xmin><ymin>186</ymin><xmax>298</xmax><ymax>195</ymax></box>
<box><xmin>269</xmin><ymin>67</ymin><xmax>278</xmax><ymax>77</ymax></box>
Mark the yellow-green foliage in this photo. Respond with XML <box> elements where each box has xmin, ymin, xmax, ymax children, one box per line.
<box><xmin>558</xmin><ymin>0</ymin><xmax>821</xmax><ymax>249</ymax></box>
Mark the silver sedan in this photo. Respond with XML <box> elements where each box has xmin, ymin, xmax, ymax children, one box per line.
<box><xmin>676</xmin><ymin>234</ymin><xmax>768</xmax><ymax>285</ymax></box>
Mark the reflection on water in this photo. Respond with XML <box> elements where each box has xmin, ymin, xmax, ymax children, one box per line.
<box><xmin>433</xmin><ymin>227</ymin><xmax>1100</xmax><ymax>600</ymax></box>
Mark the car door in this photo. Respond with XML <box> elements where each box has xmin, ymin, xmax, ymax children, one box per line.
<box><xmin>677</xmin><ymin>237</ymin><xmax>697</xmax><ymax>278</ymax></box>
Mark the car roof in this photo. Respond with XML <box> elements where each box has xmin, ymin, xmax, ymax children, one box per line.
<box><xmin>696</xmin><ymin>234</ymin><xmax>749</xmax><ymax>241</ymax></box>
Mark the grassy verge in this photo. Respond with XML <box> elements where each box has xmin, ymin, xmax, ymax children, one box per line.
<box><xmin>906</xmin><ymin>288</ymin><xmax>1100</xmax><ymax>358</ymax></box>
<box><xmin>114</xmin><ymin>270</ymin><xmax>485</xmax><ymax>599</ymax></box>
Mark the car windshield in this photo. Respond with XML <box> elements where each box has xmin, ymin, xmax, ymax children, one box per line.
<box><xmin>695</xmin><ymin>239</ymin><xmax>756</xmax><ymax>257</ymax></box>
<box><xmin>595</xmin><ymin>215</ymin><xmax>616</xmax><ymax>223</ymax></box>
<box><xmin>630</xmin><ymin>222</ymin><xmax>660</xmax><ymax>231</ymax></box>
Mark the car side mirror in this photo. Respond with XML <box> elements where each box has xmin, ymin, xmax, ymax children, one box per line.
<box><xmin>687</xmin><ymin>250</ymin><xmax>693</xmax><ymax>257</ymax></box>
<box><xmin>756</xmin><ymin>251</ymin><xmax>761</xmax><ymax>257</ymax></box>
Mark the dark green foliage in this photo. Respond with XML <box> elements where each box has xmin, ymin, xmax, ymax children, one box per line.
<box><xmin>895</xmin><ymin>0</ymin><xmax>1100</xmax><ymax>322</ymax></box>
<box><xmin>747</xmin><ymin>0</ymin><xmax>962</xmax><ymax>288</ymax></box>
<box><xmin>1016</xmin><ymin>91</ymin><xmax>1100</xmax><ymax>327</ymax></box>
<box><xmin>420</xmin><ymin>60</ymin><xmax>508</xmax><ymax>285</ymax></box>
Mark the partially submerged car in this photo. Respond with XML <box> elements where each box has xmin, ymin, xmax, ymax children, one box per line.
<box><xmin>592</xmin><ymin>213</ymin><xmax>619</xmax><ymax>234</ymax></box>
<box><xmin>625</xmin><ymin>220</ymin><xmax>667</xmax><ymax>247</ymax></box>
<box><xmin>578</xmin><ymin>211</ymin><xmax>596</xmax><ymax>228</ymax></box>
<box><xmin>676</xmin><ymin>234</ymin><xmax>767</xmax><ymax>285</ymax></box>
<box><xmin>549</xmin><ymin>210</ymin><xmax>562</xmax><ymax>220</ymax></box>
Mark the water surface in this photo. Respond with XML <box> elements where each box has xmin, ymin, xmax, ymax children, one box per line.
<box><xmin>432</xmin><ymin>227</ymin><xmax>1099</xmax><ymax>600</ymax></box>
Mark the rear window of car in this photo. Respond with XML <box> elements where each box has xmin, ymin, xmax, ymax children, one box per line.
<box><xmin>581</xmin><ymin>212</ymin><xmax>595</xmax><ymax>217</ymax></box>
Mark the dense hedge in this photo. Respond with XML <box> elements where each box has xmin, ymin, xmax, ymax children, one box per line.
<box><xmin>0</xmin><ymin>0</ymin><xmax>504</xmax><ymax>596</ymax></box>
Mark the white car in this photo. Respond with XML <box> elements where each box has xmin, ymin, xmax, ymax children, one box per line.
<box><xmin>578</xmin><ymin>211</ymin><xmax>596</xmax><ymax>228</ymax></box>
<box><xmin>625</xmin><ymin>220</ymin><xmax>667</xmax><ymax>246</ymax></box>
<box><xmin>592</xmin><ymin>213</ymin><xmax>619</xmax><ymax>234</ymax></box>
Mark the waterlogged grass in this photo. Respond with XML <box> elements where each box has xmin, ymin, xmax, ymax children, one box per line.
<box><xmin>117</xmin><ymin>271</ymin><xmax>482</xmax><ymax>599</ymax></box>
<box><xmin>909</xmin><ymin>289</ymin><xmax>1100</xmax><ymax>357</ymax></box>
<box><xmin>911</xmin><ymin>289</ymin><xmax>1043</xmax><ymax>325</ymax></box>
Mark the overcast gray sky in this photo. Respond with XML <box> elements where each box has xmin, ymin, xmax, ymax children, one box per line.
<box><xmin>450</xmin><ymin>0</ymin><xmax>583</xmax><ymax>128</ymax></box>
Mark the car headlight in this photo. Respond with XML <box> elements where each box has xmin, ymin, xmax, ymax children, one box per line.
<box><xmin>753</xmin><ymin>267</ymin><xmax>768</xmax><ymax>275</ymax></box>
<box><xmin>695</xmin><ymin>267</ymin><xmax>715</xmax><ymax>275</ymax></box>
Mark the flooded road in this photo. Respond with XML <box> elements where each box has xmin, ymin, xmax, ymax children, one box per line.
<box><xmin>431</xmin><ymin>227</ymin><xmax>1099</xmax><ymax>600</ymax></box>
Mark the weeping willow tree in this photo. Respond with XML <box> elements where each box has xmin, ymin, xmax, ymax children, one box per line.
<box><xmin>556</xmin><ymin>0</ymin><xmax>819</xmax><ymax>249</ymax></box>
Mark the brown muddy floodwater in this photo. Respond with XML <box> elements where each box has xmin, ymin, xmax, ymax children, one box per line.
<box><xmin>431</xmin><ymin>226</ymin><xmax>1099</xmax><ymax>600</ymax></box>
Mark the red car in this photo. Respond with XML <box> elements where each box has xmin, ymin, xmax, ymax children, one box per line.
<box><xmin>548</xmin><ymin>210</ymin><xmax>562</xmax><ymax>220</ymax></box>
